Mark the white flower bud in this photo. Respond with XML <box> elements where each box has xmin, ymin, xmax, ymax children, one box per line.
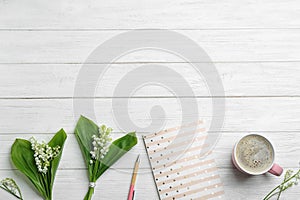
<box><xmin>89</xmin><ymin>125</ymin><xmax>112</xmax><ymax>161</ymax></box>
<box><xmin>30</xmin><ymin>137</ymin><xmax>61</xmax><ymax>174</ymax></box>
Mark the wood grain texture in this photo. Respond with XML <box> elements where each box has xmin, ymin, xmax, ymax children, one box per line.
<box><xmin>1</xmin><ymin>63</ymin><xmax>300</xmax><ymax>98</ymax></box>
<box><xmin>0</xmin><ymin>0</ymin><xmax>299</xmax><ymax>29</ymax></box>
<box><xmin>1</xmin><ymin>133</ymin><xmax>299</xmax><ymax>170</ymax></box>
<box><xmin>1</xmin><ymin>167</ymin><xmax>299</xmax><ymax>200</ymax></box>
<box><xmin>1</xmin><ymin>0</ymin><xmax>300</xmax><ymax>199</ymax></box>
<box><xmin>0</xmin><ymin>30</ymin><xmax>300</xmax><ymax>63</ymax></box>
<box><xmin>0</xmin><ymin>98</ymin><xmax>300</xmax><ymax>134</ymax></box>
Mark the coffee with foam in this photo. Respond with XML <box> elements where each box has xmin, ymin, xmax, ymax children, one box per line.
<box><xmin>236</xmin><ymin>135</ymin><xmax>274</xmax><ymax>173</ymax></box>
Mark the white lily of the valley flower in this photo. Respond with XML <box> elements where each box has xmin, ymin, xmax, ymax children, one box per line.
<box><xmin>89</xmin><ymin>125</ymin><xmax>112</xmax><ymax>164</ymax></box>
<box><xmin>0</xmin><ymin>178</ymin><xmax>23</xmax><ymax>200</ymax></box>
<box><xmin>30</xmin><ymin>137</ymin><xmax>61</xmax><ymax>174</ymax></box>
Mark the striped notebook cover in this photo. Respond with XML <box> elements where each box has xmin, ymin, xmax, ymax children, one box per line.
<box><xmin>143</xmin><ymin>120</ymin><xmax>225</xmax><ymax>200</ymax></box>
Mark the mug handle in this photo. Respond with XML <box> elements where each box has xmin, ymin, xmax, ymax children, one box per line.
<box><xmin>268</xmin><ymin>163</ymin><xmax>283</xmax><ymax>176</ymax></box>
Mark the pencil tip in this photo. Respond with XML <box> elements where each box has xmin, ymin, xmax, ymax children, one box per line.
<box><xmin>137</xmin><ymin>154</ymin><xmax>140</xmax><ymax>163</ymax></box>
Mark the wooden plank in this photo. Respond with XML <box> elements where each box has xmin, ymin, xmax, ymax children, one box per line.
<box><xmin>0</xmin><ymin>168</ymin><xmax>299</xmax><ymax>200</ymax></box>
<box><xmin>0</xmin><ymin>168</ymin><xmax>158</xmax><ymax>200</ymax></box>
<box><xmin>0</xmin><ymin>98</ymin><xmax>299</xmax><ymax>134</ymax></box>
<box><xmin>1</xmin><ymin>132</ymin><xmax>299</xmax><ymax>170</ymax></box>
<box><xmin>1</xmin><ymin>0</ymin><xmax>299</xmax><ymax>199</ymax></box>
<box><xmin>1</xmin><ymin>62</ymin><xmax>300</xmax><ymax>98</ymax></box>
<box><xmin>0</xmin><ymin>0</ymin><xmax>299</xmax><ymax>29</ymax></box>
<box><xmin>0</xmin><ymin>30</ymin><xmax>300</xmax><ymax>63</ymax></box>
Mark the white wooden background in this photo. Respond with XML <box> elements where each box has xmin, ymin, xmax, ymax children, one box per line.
<box><xmin>1</xmin><ymin>0</ymin><xmax>300</xmax><ymax>199</ymax></box>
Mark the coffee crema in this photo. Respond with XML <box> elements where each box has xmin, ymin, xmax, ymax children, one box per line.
<box><xmin>236</xmin><ymin>135</ymin><xmax>274</xmax><ymax>173</ymax></box>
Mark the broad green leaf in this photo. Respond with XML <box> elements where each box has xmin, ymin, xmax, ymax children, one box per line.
<box><xmin>11</xmin><ymin>139</ymin><xmax>46</xmax><ymax>198</ymax></box>
<box><xmin>48</xmin><ymin>129</ymin><xmax>67</xmax><ymax>199</ymax></box>
<box><xmin>11</xmin><ymin>129</ymin><xmax>67</xmax><ymax>200</ymax></box>
<box><xmin>96</xmin><ymin>132</ymin><xmax>137</xmax><ymax>179</ymax></box>
<box><xmin>75</xmin><ymin>116</ymin><xmax>138</xmax><ymax>180</ymax></box>
<box><xmin>75</xmin><ymin>116</ymin><xmax>138</xmax><ymax>200</ymax></box>
<box><xmin>74</xmin><ymin>116</ymin><xmax>98</xmax><ymax>178</ymax></box>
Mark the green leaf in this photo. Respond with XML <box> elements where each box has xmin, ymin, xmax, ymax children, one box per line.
<box><xmin>96</xmin><ymin>132</ymin><xmax>137</xmax><ymax>179</ymax></box>
<box><xmin>74</xmin><ymin>116</ymin><xmax>99</xmax><ymax>178</ymax></box>
<box><xmin>11</xmin><ymin>129</ymin><xmax>67</xmax><ymax>200</ymax></box>
<box><xmin>75</xmin><ymin>116</ymin><xmax>138</xmax><ymax>200</ymax></box>
<box><xmin>48</xmin><ymin>129</ymin><xmax>67</xmax><ymax>199</ymax></box>
<box><xmin>74</xmin><ymin>116</ymin><xmax>138</xmax><ymax>181</ymax></box>
<box><xmin>11</xmin><ymin>139</ymin><xmax>46</xmax><ymax>198</ymax></box>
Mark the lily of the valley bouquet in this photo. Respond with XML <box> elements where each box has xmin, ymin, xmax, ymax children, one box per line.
<box><xmin>75</xmin><ymin>116</ymin><xmax>137</xmax><ymax>200</ymax></box>
<box><xmin>11</xmin><ymin>129</ymin><xmax>67</xmax><ymax>200</ymax></box>
<box><xmin>0</xmin><ymin>178</ymin><xmax>23</xmax><ymax>199</ymax></box>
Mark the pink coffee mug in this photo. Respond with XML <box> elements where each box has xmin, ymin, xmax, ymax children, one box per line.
<box><xmin>232</xmin><ymin>134</ymin><xmax>283</xmax><ymax>176</ymax></box>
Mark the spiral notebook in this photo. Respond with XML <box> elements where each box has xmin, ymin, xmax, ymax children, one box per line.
<box><xmin>143</xmin><ymin>121</ymin><xmax>225</xmax><ymax>200</ymax></box>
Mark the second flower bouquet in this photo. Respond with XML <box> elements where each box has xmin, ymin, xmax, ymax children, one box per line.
<box><xmin>75</xmin><ymin>116</ymin><xmax>138</xmax><ymax>200</ymax></box>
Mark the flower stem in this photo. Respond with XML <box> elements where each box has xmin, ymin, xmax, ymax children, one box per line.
<box><xmin>263</xmin><ymin>170</ymin><xmax>300</xmax><ymax>200</ymax></box>
<box><xmin>84</xmin><ymin>187</ymin><xmax>95</xmax><ymax>200</ymax></box>
<box><xmin>276</xmin><ymin>182</ymin><xmax>284</xmax><ymax>200</ymax></box>
<box><xmin>85</xmin><ymin>156</ymin><xmax>101</xmax><ymax>200</ymax></box>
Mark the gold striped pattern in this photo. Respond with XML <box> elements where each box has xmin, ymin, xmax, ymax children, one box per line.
<box><xmin>156</xmin><ymin>167</ymin><xmax>218</xmax><ymax>187</ymax></box>
<box><xmin>155</xmin><ymin>159</ymin><xmax>214</xmax><ymax>178</ymax></box>
<box><xmin>160</xmin><ymin>175</ymin><xmax>220</xmax><ymax>194</ymax></box>
<box><xmin>145</xmin><ymin>120</ymin><xmax>203</xmax><ymax>139</ymax></box>
<box><xmin>164</xmin><ymin>183</ymin><xmax>223</xmax><ymax>200</ymax></box>
<box><xmin>150</xmin><ymin>144</ymin><xmax>208</xmax><ymax>163</ymax></box>
<box><xmin>146</xmin><ymin>128</ymin><xmax>206</xmax><ymax>147</ymax></box>
<box><xmin>144</xmin><ymin>121</ymin><xmax>224</xmax><ymax>200</ymax></box>
<box><xmin>148</xmin><ymin>135</ymin><xmax>207</xmax><ymax>154</ymax></box>
<box><xmin>153</xmin><ymin>150</ymin><xmax>212</xmax><ymax>170</ymax></box>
